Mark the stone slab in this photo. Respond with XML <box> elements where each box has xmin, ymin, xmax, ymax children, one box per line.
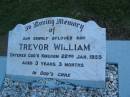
<box><xmin>7</xmin><ymin>17</ymin><xmax>106</xmax><ymax>88</ymax></box>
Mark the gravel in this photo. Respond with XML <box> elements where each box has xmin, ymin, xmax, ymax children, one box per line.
<box><xmin>0</xmin><ymin>64</ymin><xmax>119</xmax><ymax>97</ymax></box>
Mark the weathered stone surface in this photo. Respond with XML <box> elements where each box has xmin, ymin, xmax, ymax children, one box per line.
<box><xmin>7</xmin><ymin>17</ymin><xmax>106</xmax><ymax>88</ymax></box>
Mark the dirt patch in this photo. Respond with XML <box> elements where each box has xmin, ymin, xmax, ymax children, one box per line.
<box><xmin>0</xmin><ymin>34</ymin><xmax>8</xmax><ymax>56</ymax></box>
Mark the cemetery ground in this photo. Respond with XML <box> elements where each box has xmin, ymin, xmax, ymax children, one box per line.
<box><xmin>0</xmin><ymin>64</ymin><xmax>118</xmax><ymax>97</ymax></box>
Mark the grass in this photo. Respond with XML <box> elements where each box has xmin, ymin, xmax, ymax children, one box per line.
<box><xmin>0</xmin><ymin>0</ymin><xmax>130</xmax><ymax>39</ymax></box>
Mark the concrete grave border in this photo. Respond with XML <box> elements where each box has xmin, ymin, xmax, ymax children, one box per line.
<box><xmin>0</xmin><ymin>56</ymin><xmax>6</xmax><ymax>88</ymax></box>
<box><xmin>107</xmin><ymin>41</ymin><xmax>130</xmax><ymax>97</ymax></box>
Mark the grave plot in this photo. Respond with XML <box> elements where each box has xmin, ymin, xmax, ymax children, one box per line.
<box><xmin>0</xmin><ymin>17</ymin><xmax>130</xmax><ymax>97</ymax></box>
<box><xmin>0</xmin><ymin>64</ymin><xmax>119</xmax><ymax>97</ymax></box>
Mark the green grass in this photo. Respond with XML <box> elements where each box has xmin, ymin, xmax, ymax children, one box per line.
<box><xmin>0</xmin><ymin>0</ymin><xmax>130</xmax><ymax>39</ymax></box>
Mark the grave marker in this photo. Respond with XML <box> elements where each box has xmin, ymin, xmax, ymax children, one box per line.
<box><xmin>7</xmin><ymin>17</ymin><xmax>106</xmax><ymax>88</ymax></box>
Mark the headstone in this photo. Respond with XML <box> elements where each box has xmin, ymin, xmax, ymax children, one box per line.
<box><xmin>7</xmin><ymin>17</ymin><xmax>106</xmax><ymax>88</ymax></box>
